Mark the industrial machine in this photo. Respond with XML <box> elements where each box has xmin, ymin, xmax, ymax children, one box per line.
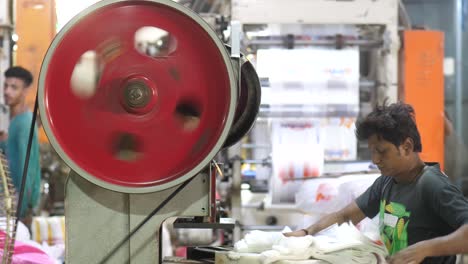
<box><xmin>37</xmin><ymin>0</ymin><xmax>260</xmax><ymax>263</ymax></box>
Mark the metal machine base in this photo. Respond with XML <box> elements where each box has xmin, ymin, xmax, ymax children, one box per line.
<box><xmin>66</xmin><ymin>171</ymin><xmax>209</xmax><ymax>264</ymax></box>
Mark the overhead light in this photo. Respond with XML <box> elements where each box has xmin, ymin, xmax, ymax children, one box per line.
<box><xmin>11</xmin><ymin>34</ymin><xmax>18</xmax><ymax>42</ymax></box>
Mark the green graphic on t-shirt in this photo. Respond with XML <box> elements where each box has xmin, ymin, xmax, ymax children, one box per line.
<box><xmin>379</xmin><ymin>200</ymin><xmax>411</xmax><ymax>255</ymax></box>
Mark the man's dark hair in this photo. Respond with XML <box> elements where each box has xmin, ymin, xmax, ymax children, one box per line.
<box><xmin>355</xmin><ymin>102</ymin><xmax>422</xmax><ymax>152</ymax></box>
<box><xmin>4</xmin><ymin>66</ymin><xmax>33</xmax><ymax>87</ymax></box>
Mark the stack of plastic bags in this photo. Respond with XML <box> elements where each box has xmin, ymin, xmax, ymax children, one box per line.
<box><xmin>295</xmin><ymin>174</ymin><xmax>380</xmax><ymax>216</ymax></box>
<box><xmin>232</xmin><ymin>222</ymin><xmax>388</xmax><ymax>264</ymax></box>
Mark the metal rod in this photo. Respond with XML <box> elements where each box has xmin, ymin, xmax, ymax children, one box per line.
<box><xmin>455</xmin><ymin>0</ymin><xmax>463</xmax><ymax>136</ymax></box>
<box><xmin>258</xmin><ymin>110</ymin><xmax>359</xmax><ymax>118</ymax></box>
<box><xmin>15</xmin><ymin>93</ymin><xmax>38</xmax><ymax>235</ymax></box>
<box><xmin>245</xmin><ymin>39</ymin><xmax>383</xmax><ymax>47</ymax></box>
<box><xmin>262</xmin><ymin>80</ymin><xmax>376</xmax><ymax>88</ymax></box>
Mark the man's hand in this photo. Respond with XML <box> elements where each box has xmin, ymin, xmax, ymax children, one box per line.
<box><xmin>283</xmin><ymin>229</ymin><xmax>308</xmax><ymax>237</ymax></box>
<box><xmin>388</xmin><ymin>243</ymin><xmax>429</xmax><ymax>264</ymax></box>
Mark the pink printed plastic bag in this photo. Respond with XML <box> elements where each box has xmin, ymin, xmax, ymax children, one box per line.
<box><xmin>0</xmin><ymin>231</ymin><xmax>55</xmax><ymax>264</ymax></box>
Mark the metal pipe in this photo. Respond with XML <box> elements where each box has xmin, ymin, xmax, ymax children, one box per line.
<box><xmin>8</xmin><ymin>0</ymin><xmax>13</xmax><ymax>25</ymax></box>
<box><xmin>8</xmin><ymin>0</ymin><xmax>14</xmax><ymax>68</ymax></box>
<box><xmin>455</xmin><ymin>0</ymin><xmax>463</xmax><ymax>136</ymax></box>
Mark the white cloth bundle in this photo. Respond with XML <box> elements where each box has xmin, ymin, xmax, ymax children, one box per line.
<box><xmin>233</xmin><ymin>222</ymin><xmax>388</xmax><ymax>264</ymax></box>
<box><xmin>234</xmin><ymin>229</ymin><xmax>287</xmax><ymax>254</ymax></box>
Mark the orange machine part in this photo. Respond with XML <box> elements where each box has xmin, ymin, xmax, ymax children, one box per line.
<box><xmin>16</xmin><ymin>0</ymin><xmax>56</xmax><ymax>143</ymax></box>
<box><xmin>399</xmin><ymin>30</ymin><xmax>444</xmax><ymax>170</ymax></box>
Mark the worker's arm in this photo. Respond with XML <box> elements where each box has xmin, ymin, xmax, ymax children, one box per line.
<box><xmin>389</xmin><ymin>224</ymin><xmax>468</xmax><ymax>264</ymax></box>
<box><xmin>285</xmin><ymin>175</ymin><xmax>383</xmax><ymax>237</ymax></box>
<box><xmin>284</xmin><ymin>201</ymin><xmax>366</xmax><ymax>237</ymax></box>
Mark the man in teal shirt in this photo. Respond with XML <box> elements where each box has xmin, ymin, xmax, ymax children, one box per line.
<box><xmin>1</xmin><ymin>66</ymin><xmax>41</xmax><ymax>220</ymax></box>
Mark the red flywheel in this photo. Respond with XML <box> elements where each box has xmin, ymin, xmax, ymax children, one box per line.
<box><xmin>38</xmin><ymin>0</ymin><xmax>237</xmax><ymax>193</ymax></box>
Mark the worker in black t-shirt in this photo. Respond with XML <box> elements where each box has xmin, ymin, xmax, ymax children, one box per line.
<box><xmin>285</xmin><ymin>103</ymin><xmax>468</xmax><ymax>264</ymax></box>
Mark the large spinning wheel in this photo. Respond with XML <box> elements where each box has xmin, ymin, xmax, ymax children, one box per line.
<box><xmin>39</xmin><ymin>0</ymin><xmax>239</xmax><ymax>193</ymax></box>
